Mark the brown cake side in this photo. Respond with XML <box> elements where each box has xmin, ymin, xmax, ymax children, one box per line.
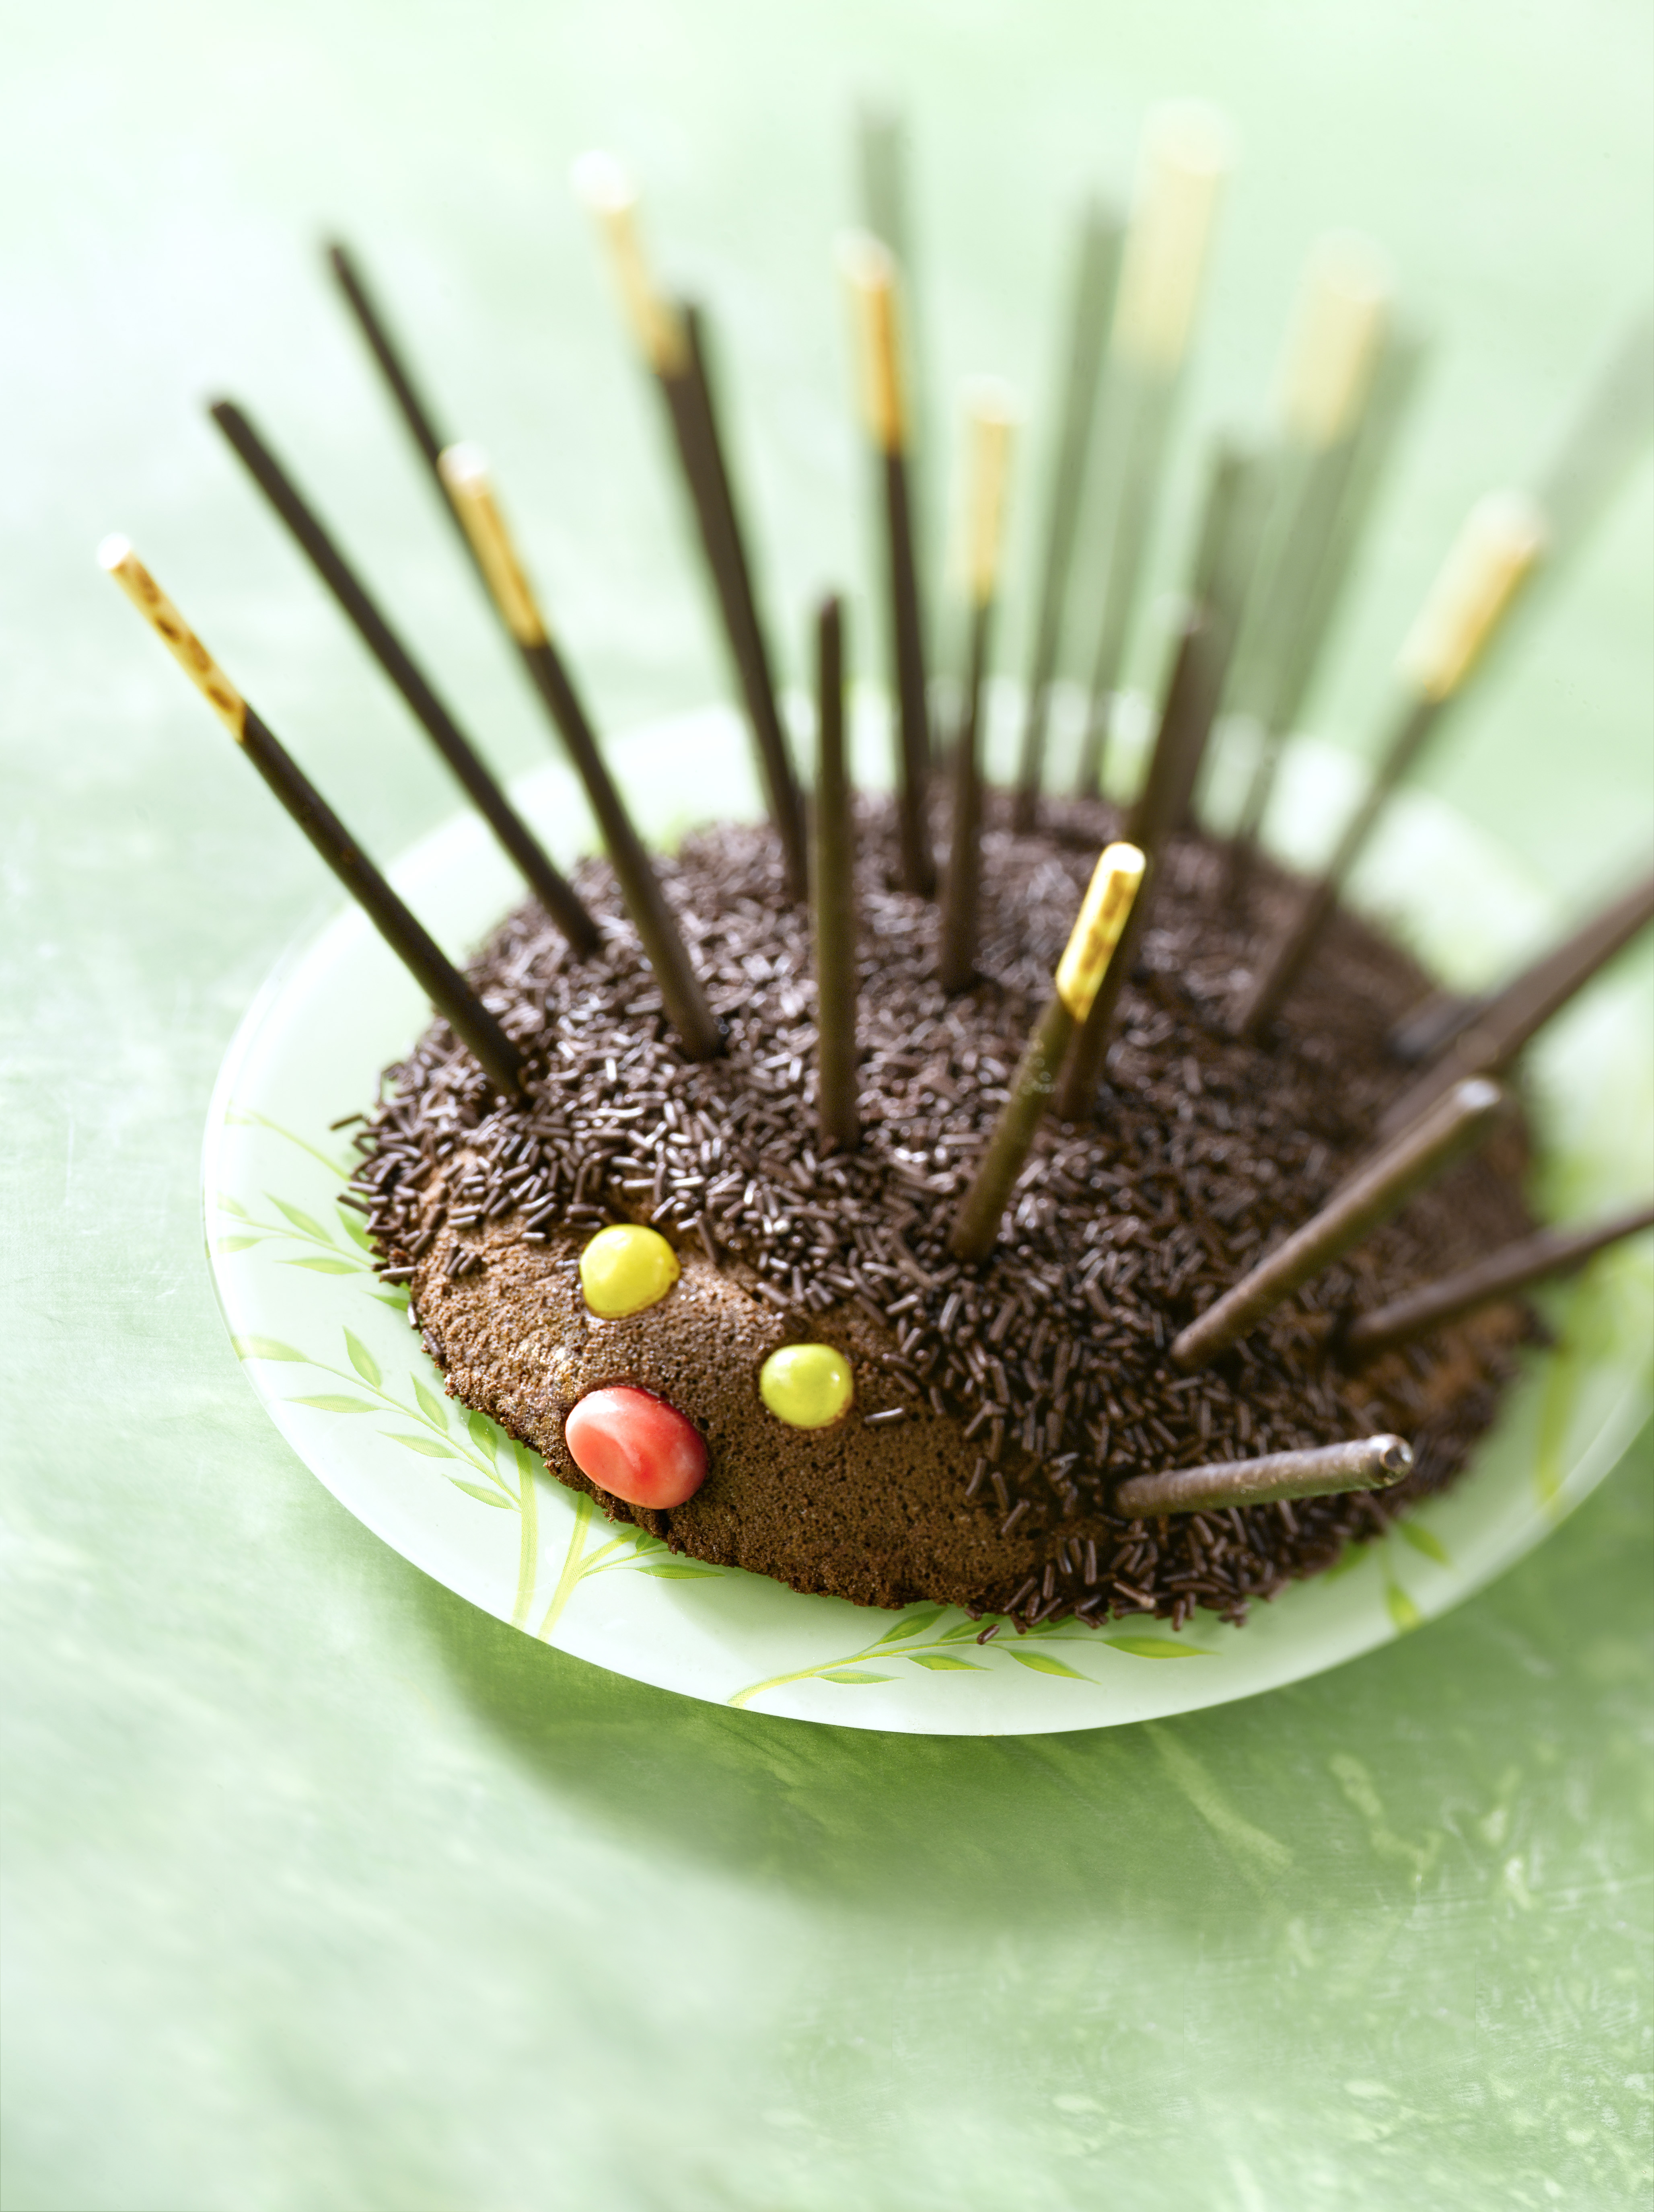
<box><xmin>351</xmin><ymin>796</ymin><xmax>1535</xmax><ymax>1629</ymax></box>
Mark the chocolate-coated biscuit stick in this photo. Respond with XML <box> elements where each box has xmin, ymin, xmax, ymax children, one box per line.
<box><xmin>1012</xmin><ymin>200</ymin><xmax>1123</xmax><ymax>830</ymax></box>
<box><xmin>682</xmin><ymin>306</ymin><xmax>808</xmax><ymax>894</ymax></box>
<box><xmin>1053</xmin><ymin>438</ymin><xmax>1251</xmax><ymax>1121</ymax></box>
<box><xmin>1223</xmin><ymin>239</ymin><xmax>1391</xmax><ymax>739</ymax></box>
<box><xmin>840</xmin><ymin>230</ymin><xmax>935</xmax><ymax>896</ymax></box>
<box><xmin>436</xmin><ymin>446</ymin><xmax>722</xmax><ymax>1061</ymax></box>
<box><xmin>948</xmin><ymin>843</ymin><xmax>1144</xmax><ymax>1260</ymax></box>
<box><xmin>572</xmin><ymin>154</ymin><xmax>806</xmax><ymax>895</ymax></box>
<box><xmin>99</xmin><ymin>537</ymin><xmax>525</xmax><ymax>1095</ymax></box>
<box><xmin>1342</xmin><ymin>1200</ymin><xmax>1654</xmax><ymax>1362</ymax></box>
<box><xmin>938</xmin><ymin>382</ymin><xmax>1016</xmax><ymax>993</ymax></box>
<box><xmin>812</xmin><ymin>595</ymin><xmax>860</xmax><ymax>1152</ymax></box>
<box><xmin>209</xmin><ymin>399</ymin><xmax>600</xmax><ymax>958</ymax></box>
<box><xmin>1226</xmin><ymin>327</ymin><xmax>1426</xmax><ymax>894</ymax></box>
<box><xmin>326</xmin><ymin>241</ymin><xmax>483</xmax><ymax>570</ymax></box>
<box><xmin>1170</xmin><ymin>1076</ymin><xmax>1506</xmax><ymax>1370</ymax></box>
<box><xmin>854</xmin><ymin>101</ymin><xmax>934</xmax><ymax>637</ymax></box>
<box><xmin>1232</xmin><ymin>491</ymin><xmax>1546</xmax><ymax>1039</ymax></box>
<box><xmin>1376</xmin><ymin>870</ymin><xmax>1654</xmax><ymax>1138</ymax></box>
<box><xmin>1114</xmin><ymin>1434</ymin><xmax>1413</xmax><ymax>1516</ymax></box>
<box><xmin>1073</xmin><ymin>103</ymin><xmax>1230</xmax><ymax>799</ymax></box>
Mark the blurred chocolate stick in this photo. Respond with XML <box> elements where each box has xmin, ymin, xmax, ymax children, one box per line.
<box><xmin>1376</xmin><ymin>870</ymin><xmax>1654</xmax><ymax>1138</ymax></box>
<box><xmin>939</xmin><ymin>382</ymin><xmax>1017</xmax><ymax>993</ymax></box>
<box><xmin>840</xmin><ymin>230</ymin><xmax>935</xmax><ymax>894</ymax></box>
<box><xmin>1012</xmin><ymin>199</ymin><xmax>1123</xmax><ymax>829</ymax></box>
<box><xmin>1341</xmin><ymin>1201</ymin><xmax>1654</xmax><ymax>1361</ymax></box>
<box><xmin>1232</xmin><ymin>491</ymin><xmax>1547</xmax><ymax>1040</ymax></box>
<box><xmin>1072</xmin><ymin>103</ymin><xmax>1230</xmax><ymax>799</ymax></box>
<box><xmin>1170</xmin><ymin>1077</ymin><xmax>1507</xmax><ymax>1371</ymax></box>
<box><xmin>812</xmin><ymin>594</ymin><xmax>860</xmax><ymax>1152</ymax></box>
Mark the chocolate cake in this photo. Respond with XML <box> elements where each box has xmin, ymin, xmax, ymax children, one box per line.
<box><xmin>346</xmin><ymin>791</ymin><xmax>1534</xmax><ymax>1631</ymax></box>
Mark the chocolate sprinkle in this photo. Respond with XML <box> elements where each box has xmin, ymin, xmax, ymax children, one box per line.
<box><xmin>352</xmin><ymin>794</ymin><xmax>1534</xmax><ymax>1626</ymax></box>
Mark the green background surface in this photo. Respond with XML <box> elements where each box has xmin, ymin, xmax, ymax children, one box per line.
<box><xmin>4</xmin><ymin>1</ymin><xmax>1652</xmax><ymax>2206</ymax></box>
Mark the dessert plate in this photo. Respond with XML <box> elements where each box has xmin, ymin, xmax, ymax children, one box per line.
<box><xmin>203</xmin><ymin>701</ymin><xmax>1653</xmax><ymax>1733</ymax></box>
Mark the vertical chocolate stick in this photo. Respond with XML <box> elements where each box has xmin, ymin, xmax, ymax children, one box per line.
<box><xmin>1233</xmin><ymin>491</ymin><xmax>1547</xmax><ymax>1039</ymax></box>
<box><xmin>1073</xmin><ymin>104</ymin><xmax>1230</xmax><ymax>799</ymax></box>
<box><xmin>939</xmin><ymin>383</ymin><xmax>1017</xmax><ymax>994</ymax></box>
<box><xmin>839</xmin><ymin>230</ymin><xmax>935</xmax><ymax>895</ymax></box>
<box><xmin>99</xmin><ymin>538</ymin><xmax>525</xmax><ymax>1095</ymax></box>
<box><xmin>208</xmin><ymin>398</ymin><xmax>600</xmax><ymax>958</ymax></box>
<box><xmin>1012</xmin><ymin>199</ymin><xmax>1124</xmax><ymax>831</ymax></box>
<box><xmin>948</xmin><ymin>843</ymin><xmax>1145</xmax><ymax>1261</ymax></box>
<box><xmin>1169</xmin><ymin>1077</ymin><xmax>1508</xmax><ymax>1371</ymax></box>
<box><xmin>855</xmin><ymin>101</ymin><xmax>935</xmax><ymax>631</ymax></box>
<box><xmin>572</xmin><ymin>155</ymin><xmax>807</xmax><ymax>896</ymax></box>
<box><xmin>435</xmin><ymin>445</ymin><xmax>722</xmax><ymax>1062</ymax></box>
<box><xmin>1051</xmin><ymin>444</ymin><xmax>1253</xmax><ymax>1120</ymax></box>
<box><xmin>812</xmin><ymin>595</ymin><xmax>860</xmax><ymax>1152</ymax></box>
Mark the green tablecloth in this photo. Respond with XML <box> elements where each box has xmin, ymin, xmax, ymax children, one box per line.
<box><xmin>5</xmin><ymin>2</ymin><xmax>1651</xmax><ymax>2205</ymax></box>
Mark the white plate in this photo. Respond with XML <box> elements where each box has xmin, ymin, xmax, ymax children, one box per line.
<box><xmin>202</xmin><ymin>701</ymin><xmax>1654</xmax><ymax>1732</ymax></box>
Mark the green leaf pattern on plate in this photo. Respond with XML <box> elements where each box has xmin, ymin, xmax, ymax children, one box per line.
<box><xmin>221</xmin><ymin>1112</ymin><xmax>721</xmax><ymax>1634</ymax></box>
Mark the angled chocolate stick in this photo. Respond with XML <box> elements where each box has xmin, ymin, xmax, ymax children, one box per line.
<box><xmin>840</xmin><ymin>230</ymin><xmax>935</xmax><ymax>895</ymax></box>
<box><xmin>1012</xmin><ymin>199</ymin><xmax>1124</xmax><ymax>831</ymax></box>
<box><xmin>1051</xmin><ymin>445</ymin><xmax>1252</xmax><ymax>1118</ymax></box>
<box><xmin>1222</xmin><ymin>243</ymin><xmax>1416</xmax><ymax>892</ymax></box>
<box><xmin>435</xmin><ymin>445</ymin><xmax>722</xmax><ymax>1061</ymax></box>
<box><xmin>812</xmin><ymin>594</ymin><xmax>860</xmax><ymax>1152</ymax></box>
<box><xmin>1170</xmin><ymin>1077</ymin><xmax>1507</xmax><ymax>1371</ymax></box>
<box><xmin>1533</xmin><ymin>306</ymin><xmax>1654</xmax><ymax>572</ymax></box>
<box><xmin>100</xmin><ymin>537</ymin><xmax>525</xmax><ymax>1095</ymax></box>
<box><xmin>1073</xmin><ymin>104</ymin><xmax>1230</xmax><ymax>799</ymax></box>
<box><xmin>1226</xmin><ymin>327</ymin><xmax>1427</xmax><ymax>897</ymax></box>
<box><xmin>1385</xmin><ymin>985</ymin><xmax>1486</xmax><ymax>1066</ymax></box>
<box><xmin>948</xmin><ymin>843</ymin><xmax>1144</xmax><ymax>1260</ymax></box>
<box><xmin>683</xmin><ymin>306</ymin><xmax>807</xmax><ymax>891</ymax></box>
<box><xmin>939</xmin><ymin>382</ymin><xmax>1017</xmax><ymax>993</ymax></box>
<box><xmin>1115</xmin><ymin>1434</ymin><xmax>1412</xmax><ymax>1516</ymax></box>
<box><xmin>572</xmin><ymin>155</ymin><xmax>806</xmax><ymax>896</ymax></box>
<box><xmin>1341</xmin><ymin>1200</ymin><xmax>1654</xmax><ymax>1361</ymax></box>
<box><xmin>1232</xmin><ymin>490</ymin><xmax>1546</xmax><ymax>1040</ymax></box>
<box><xmin>209</xmin><ymin>399</ymin><xmax>600</xmax><ymax>958</ymax></box>
<box><xmin>1225</xmin><ymin>243</ymin><xmax>1391</xmax><ymax>720</ymax></box>
<box><xmin>326</xmin><ymin>241</ymin><xmax>480</xmax><ymax>568</ymax></box>
<box><xmin>1376</xmin><ymin>870</ymin><xmax>1654</xmax><ymax>1137</ymax></box>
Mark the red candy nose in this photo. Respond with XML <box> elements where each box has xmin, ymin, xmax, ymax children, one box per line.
<box><xmin>563</xmin><ymin>1386</ymin><xmax>708</xmax><ymax>1509</ymax></box>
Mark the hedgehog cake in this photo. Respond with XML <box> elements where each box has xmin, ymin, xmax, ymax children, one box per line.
<box><xmin>339</xmin><ymin>792</ymin><xmax>1553</xmax><ymax>1632</ymax></box>
<box><xmin>103</xmin><ymin>115</ymin><xmax>1653</xmax><ymax>1640</ymax></box>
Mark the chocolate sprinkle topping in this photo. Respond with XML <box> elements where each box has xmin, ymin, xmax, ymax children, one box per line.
<box><xmin>351</xmin><ymin>794</ymin><xmax>1534</xmax><ymax>1628</ymax></box>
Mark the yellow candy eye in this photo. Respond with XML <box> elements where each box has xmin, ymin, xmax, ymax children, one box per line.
<box><xmin>759</xmin><ymin>1343</ymin><xmax>854</xmax><ymax>1430</ymax></box>
<box><xmin>579</xmin><ymin>1225</ymin><xmax>681</xmax><ymax>1318</ymax></box>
